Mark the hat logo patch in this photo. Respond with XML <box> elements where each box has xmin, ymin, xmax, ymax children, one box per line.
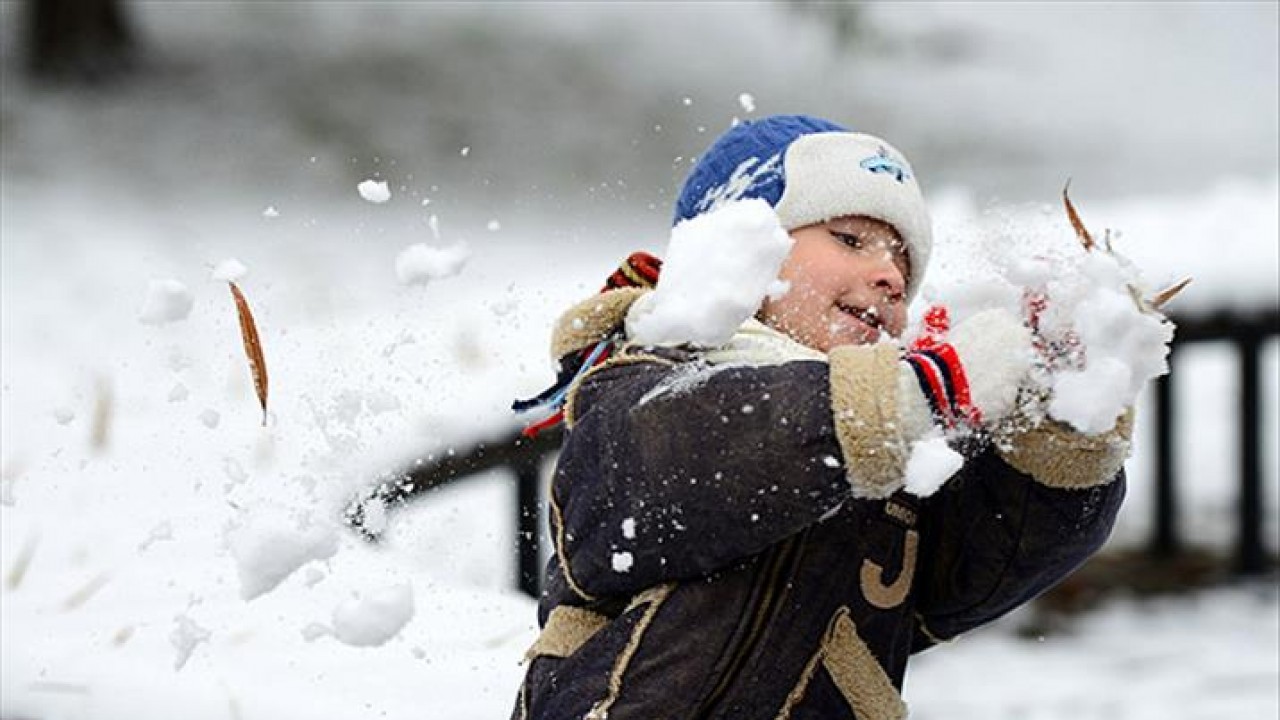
<box><xmin>860</xmin><ymin>146</ymin><xmax>911</xmax><ymax>183</ymax></box>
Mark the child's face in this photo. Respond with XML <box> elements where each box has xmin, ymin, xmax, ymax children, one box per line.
<box><xmin>759</xmin><ymin>215</ymin><xmax>910</xmax><ymax>352</ymax></box>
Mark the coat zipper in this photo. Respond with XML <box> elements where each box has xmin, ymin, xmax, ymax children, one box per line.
<box><xmin>691</xmin><ymin>533</ymin><xmax>806</xmax><ymax>720</ymax></box>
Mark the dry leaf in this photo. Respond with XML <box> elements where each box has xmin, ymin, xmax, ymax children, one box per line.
<box><xmin>1062</xmin><ymin>181</ymin><xmax>1095</xmax><ymax>252</ymax></box>
<box><xmin>90</xmin><ymin>376</ymin><xmax>113</xmax><ymax>453</ymax></box>
<box><xmin>1151</xmin><ymin>277</ymin><xmax>1192</xmax><ymax>310</ymax></box>
<box><xmin>6</xmin><ymin>532</ymin><xmax>39</xmax><ymax>590</ymax></box>
<box><xmin>228</xmin><ymin>281</ymin><xmax>269</xmax><ymax>425</ymax></box>
<box><xmin>1063</xmin><ymin>183</ymin><xmax>1189</xmax><ymax>315</ymax></box>
<box><xmin>62</xmin><ymin>572</ymin><xmax>110</xmax><ymax>611</ymax></box>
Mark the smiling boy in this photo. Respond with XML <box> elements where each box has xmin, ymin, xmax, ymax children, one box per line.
<box><xmin>511</xmin><ymin>115</ymin><xmax>1134</xmax><ymax>720</ymax></box>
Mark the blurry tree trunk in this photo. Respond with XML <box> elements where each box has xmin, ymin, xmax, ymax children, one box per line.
<box><xmin>25</xmin><ymin>0</ymin><xmax>138</xmax><ymax>84</ymax></box>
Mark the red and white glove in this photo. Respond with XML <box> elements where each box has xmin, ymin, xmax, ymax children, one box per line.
<box><xmin>901</xmin><ymin>305</ymin><xmax>1035</xmax><ymax>433</ymax></box>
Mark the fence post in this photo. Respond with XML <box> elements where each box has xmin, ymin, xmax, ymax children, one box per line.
<box><xmin>1237</xmin><ymin>333</ymin><xmax>1265</xmax><ymax>575</ymax></box>
<box><xmin>1152</xmin><ymin>354</ymin><xmax>1179</xmax><ymax>558</ymax></box>
<box><xmin>515</xmin><ymin>457</ymin><xmax>543</xmax><ymax>597</ymax></box>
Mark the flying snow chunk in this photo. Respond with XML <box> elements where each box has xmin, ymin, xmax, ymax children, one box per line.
<box><xmin>139</xmin><ymin>279</ymin><xmax>194</xmax><ymax>325</ymax></box>
<box><xmin>904</xmin><ymin>436</ymin><xmax>964</xmax><ymax>497</ymax></box>
<box><xmin>170</xmin><ymin>613</ymin><xmax>211</xmax><ymax>671</ymax></box>
<box><xmin>227</xmin><ymin>516</ymin><xmax>340</xmax><ymax>600</ymax></box>
<box><xmin>331</xmin><ymin>582</ymin><xmax>415</xmax><ymax>647</ymax></box>
<box><xmin>395</xmin><ymin>242</ymin><xmax>471</xmax><ymax>285</ymax></box>
<box><xmin>627</xmin><ymin>199</ymin><xmax>793</xmax><ymax>347</ymax></box>
<box><xmin>211</xmin><ymin>258</ymin><xmax>248</xmax><ymax>282</ymax></box>
<box><xmin>357</xmin><ymin>179</ymin><xmax>391</xmax><ymax>204</ymax></box>
<box><xmin>738</xmin><ymin>93</ymin><xmax>757</xmax><ymax>113</ymax></box>
<box><xmin>612</xmin><ymin>551</ymin><xmax>634</xmax><ymax>573</ymax></box>
<box><xmin>262</xmin><ymin>206</ymin><xmax>280</xmax><ymax>218</ymax></box>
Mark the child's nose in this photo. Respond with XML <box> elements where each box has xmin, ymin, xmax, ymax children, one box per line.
<box><xmin>868</xmin><ymin>255</ymin><xmax>906</xmax><ymax>301</ymax></box>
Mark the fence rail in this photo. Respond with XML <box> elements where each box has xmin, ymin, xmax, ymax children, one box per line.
<box><xmin>347</xmin><ymin>308</ymin><xmax>1278</xmax><ymax>597</ymax></box>
<box><xmin>1150</xmin><ymin>308</ymin><xmax>1278</xmax><ymax>575</ymax></box>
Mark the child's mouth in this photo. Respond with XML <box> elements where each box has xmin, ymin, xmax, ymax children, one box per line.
<box><xmin>836</xmin><ymin>302</ymin><xmax>882</xmax><ymax>331</ymax></box>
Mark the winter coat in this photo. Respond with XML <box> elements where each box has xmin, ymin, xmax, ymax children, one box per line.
<box><xmin>511</xmin><ymin>289</ymin><xmax>1131</xmax><ymax>720</ymax></box>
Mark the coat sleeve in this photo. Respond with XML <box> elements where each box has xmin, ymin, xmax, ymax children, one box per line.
<box><xmin>910</xmin><ymin>416</ymin><xmax>1131</xmax><ymax>649</ymax></box>
<box><xmin>547</xmin><ymin>352</ymin><xmax>854</xmax><ymax>601</ymax></box>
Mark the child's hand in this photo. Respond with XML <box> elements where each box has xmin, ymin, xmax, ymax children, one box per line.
<box><xmin>949</xmin><ymin>309</ymin><xmax>1036</xmax><ymax>425</ymax></box>
<box><xmin>904</xmin><ymin>306</ymin><xmax>1034</xmax><ymax>431</ymax></box>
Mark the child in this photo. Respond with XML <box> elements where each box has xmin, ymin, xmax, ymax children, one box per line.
<box><xmin>511</xmin><ymin>115</ymin><xmax>1141</xmax><ymax>720</ymax></box>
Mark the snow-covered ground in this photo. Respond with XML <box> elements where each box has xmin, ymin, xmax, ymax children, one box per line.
<box><xmin>2</xmin><ymin>4</ymin><xmax>1277</xmax><ymax>719</ymax></box>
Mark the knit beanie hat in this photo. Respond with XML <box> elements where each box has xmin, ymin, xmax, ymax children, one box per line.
<box><xmin>673</xmin><ymin>114</ymin><xmax>932</xmax><ymax>300</ymax></box>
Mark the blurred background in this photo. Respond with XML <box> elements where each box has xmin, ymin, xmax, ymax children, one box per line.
<box><xmin>1</xmin><ymin>2</ymin><xmax>1277</xmax><ymax>719</ymax></box>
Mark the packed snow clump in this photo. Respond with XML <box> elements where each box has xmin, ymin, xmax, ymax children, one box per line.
<box><xmin>212</xmin><ymin>258</ymin><xmax>249</xmax><ymax>281</ymax></box>
<box><xmin>170</xmin><ymin>613</ymin><xmax>211</xmax><ymax>671</ymax></box>
<box><xmin>227</xmin><ymin>514</ymin><xmax>340</xmax><ymax>601</ymax></box>
<box><xmin>1005</xmin><ymin>242</ymin><xmax>1174</xmax><ymax>434</ymax></box>
<box><xmin>331</xmin><ymin>582</ymin><xmax>415</xmax><ymax>647</ymax></box>
<box><xmin>927</xmin><ymin>209</ymin><xmax>1177</xmax><ymax>436</ymax></box>
<box><xmin>139</xmin><ymin>279</ymin><xmax>194</xmax><ymax>325</ymax></box>
<box><xmin>395</xmin><ymin>242</ymin><xmax>471</xmax><ymax>285</ymax></box>
<box><xmin>628</xmin><ymin>199</ymin><xmax>793</xmax><ymax>347</ymax></box>
<box><xmin>904</xmin><ymin>436</ymin><xmax>965</xmax><ymax>497</ymax></box>
<box><xmin>611</xmin><ymin>551</ymin><xmax>634</xmax><ymax>573</ymax></box>
<box><xmin>357</xmin><ymin>179</ymin><xmax>391</xmax><ymax>203</ymax></box>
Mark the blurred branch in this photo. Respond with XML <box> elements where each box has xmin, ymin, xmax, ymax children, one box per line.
<box><xmin>782</xmin><ymin>0</ymin><xmax>864</xmax><ymax>48</ymax></box>
<box><xmin>25</xmin><ymin>0</ymin><xmax>139</xmax><ymax>85</ymax></box>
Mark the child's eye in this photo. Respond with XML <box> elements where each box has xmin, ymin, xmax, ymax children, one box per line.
<box><xmin>832</xmin><ymin>231</ymin><xmax>863</xmax><ymax>250</ymax></box>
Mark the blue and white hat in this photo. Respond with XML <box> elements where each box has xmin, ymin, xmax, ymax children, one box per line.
<box><xmin>674</xmin><ymin>114</ymin><xmax>932</xmax><ymax>300</ymax></box>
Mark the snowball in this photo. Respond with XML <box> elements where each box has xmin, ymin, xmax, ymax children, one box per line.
<box><xmin>1050</xmin><ymin>358</ymin><xmax>1133</xmax><ymax>434</ymax></box>
<box><xmin>301</xmin><ymin>623</ymin><xmax>331</xmax><ymax>642</ymax></box>
<box><xmin>227</xmin><ymin>516</ymin><xmax>339</xmax><ymax>601</ymax></box>
<box><xmin>628</xmin><ymin>199</ymin><xmax>793</xmax><ymax>347</ymax></box>
<box><xmin>139</xmin><ymin>521</ymin><xmax>173</xmax><ymax>551</ymax></box>
<box><xmin>904</xmin><ymin>436</ymin><xmax>964</xmax><ymax>497</ymax></box>
<box><xmin>262</xmin><ymin>206</ymin><xmax>280</xmax><ymax>218</ymax></box>
<box><xmin>738</xmin><ymin>93</ymin><xmax>756</xmax><ymax>113</ymax></box>
<box><xmin>395</xmin><ymin>242</ymin><xmax>470</xmax><ymax>285</ymax></box>
<box><xmin>926</xmin><ymin>210</ymin><xmax>1174</xmax><ymax>436</ymax></box>
<box><xmin>139</xmin><ymin>279</ymin><xmax>193</xmax><ymax>325</ymax></box>
<box><xmin>1043</xmin><ymin>257</ymin><xmax>1173</xmax><ymax>434</ymax></box>
<box><xmin>168</xmin><ymin>383</ymin><xmax>189</xmax><ymax>403</ymax></box>
<box><xmin>611</xmin><ymin>551</ymin><xmax>634</xmax><ymax>573</ymax></box>
<box><xmin>198</xmin><ymin>409</ymin><xmax>221</xmax><ymax>429</ymax></box>
<box><xmin>211</xmin><ymin>258</ymin><xmax>248</xmax><ymax>282</ymax></box>
<box><xmin>170</xmin><ymin>614</ymin><xmax>210</xmax><ymax>671</ymax></box>
<box><xmin>331</xmin><ymin>583</ymin><xmax>415</xmax><ymax>647</ymax></box>
<box><xmin>621</xmin><ymin>517</ymin><xmax>636</xmax><ymax>539</ymax></box>
<box><xmin>357</xmin><ymin>179</ymin><xmax>391</xmax><ymax>204</ymax></box>
<box><xmin>222</xmin><ymin>457</ymin><xmax>247</xmax><ymax>484</ymax></box>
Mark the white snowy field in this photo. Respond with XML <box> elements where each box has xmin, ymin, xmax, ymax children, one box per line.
<box><xmin>3</xmin><ymin>3</ymin><xmax>1279</xmax><ymax>720</ymax></box>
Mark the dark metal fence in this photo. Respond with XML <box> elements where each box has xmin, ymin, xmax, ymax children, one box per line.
<box><xmin>347</xmin><ymin>308</ymin><xmax>1278</xmax><ymax>597</ymax></box>
<box><xmin>1149</xmin><ymin>308</ymin><xmax>1278</xmax><ymax>575</ymax></box>
<box><xmin>345</xmin><ymin>425</ymin><xmax>563</xmax><ymax>597</ymax></box>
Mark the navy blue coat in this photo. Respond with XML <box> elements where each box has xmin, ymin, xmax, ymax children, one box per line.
<box><xmin>511</xmin><ymin>344</ymin><xmax>1126</xmax><ymax>720</ymax></box>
